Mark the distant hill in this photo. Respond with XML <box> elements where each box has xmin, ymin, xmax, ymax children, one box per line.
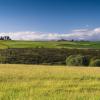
<box><xmin>0</xmin><ymin>40</ymin><xmax>100</xmax><ymax>49</ymax></box>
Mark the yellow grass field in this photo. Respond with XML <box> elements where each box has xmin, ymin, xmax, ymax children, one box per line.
<box><xmin>0</xmin><ymin>64</ymin><xmax>100</xmax><ymax>100</ymax></box>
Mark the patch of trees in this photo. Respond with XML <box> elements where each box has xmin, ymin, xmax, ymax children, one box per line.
<box><xmin>0</xmin><ymin>48</ymin><xmax>99</xmax><ymax>66</ymax></box>
<box><xmin>66</xmin><ymin>55</ymin><xmax>89</xmax><ymax>66</ymax></box>
<box><xmin>89</xmin><ymin>59</ymin><xmax>100</xmax><ymax>66</ymax></box>
<box><xmin>0</xmin><ymin>36</ymin><xmax>11</xmax><ymax>40</ymax></box>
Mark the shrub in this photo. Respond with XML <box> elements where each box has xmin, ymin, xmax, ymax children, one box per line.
<box><xmin>66</xmin><ymin>55</ymin><xmax>89</xmax><ymax>66</ymax></box>
<box><xmin>0</xmin><ymin>56</ymin><xmax>7</xmax><ymax>63</ymax></box>
<box><xmin>0</xmin><ymin>48</ymin><xmax>99</xmax><ymax>65</ymax></box>
<box><xmin>89</xmin><ymin>59</ymin><xmax>100</xmax><ymax>67</ymax></box>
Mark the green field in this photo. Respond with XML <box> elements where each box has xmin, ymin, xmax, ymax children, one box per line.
<box><xmin>0</xmin><ymin>40</ymin><xmax>100</xmax><ymax>49</ymax></box>
<box><xmin>0</xmin><ymin>64</ymin><xmax>100</xmax><ymax>100</ymax></box>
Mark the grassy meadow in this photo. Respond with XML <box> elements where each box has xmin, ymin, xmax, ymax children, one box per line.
<box><xmin>0</xmin><ymin>64</ymin><xmax>100</xmax><ymax>100</ymax></box>
<box><xmin>0</xmin><ymin>40</ymin><xmax>100</xmax><ymax>49</ymax></box>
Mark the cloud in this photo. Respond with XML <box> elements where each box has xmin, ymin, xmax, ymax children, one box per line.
<box><xmin>0</xmin><ymin>32</ymin><xmax>62</xmax><ymax>41</ymax></box>
<box><xmin>69</xmin><ymin>28</ymin><xmax>100</xmax><ymax>41</ymax></box>
<box><xmin>0</xmin><ymin>27</ymin><xmax>100</xmax><ymax>41</ymax></box>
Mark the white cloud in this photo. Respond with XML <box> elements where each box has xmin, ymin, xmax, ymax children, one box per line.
<box><xmin>0</xmin><ymin>27</ymin><xmax>100</xmax><ymax>41</ymax></box>
<box><xmin>69</xmin><ymin>28</ymin><xmax>100</xmax><ymax>41</ymax></box>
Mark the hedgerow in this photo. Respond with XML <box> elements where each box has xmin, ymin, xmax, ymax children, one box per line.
<box><xmin>0</xmin><ymin>48</ymin><xmax>99</xmax><ymax>65</ymax></box>
<box><xmin>66</xmin><ymin>55</ymin><xmax>89</xmax><ymax>66</ymax></box>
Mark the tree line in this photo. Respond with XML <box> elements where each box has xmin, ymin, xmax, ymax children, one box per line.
<box><xmin>0</xmin><ymin>48</ymin><xmax>99</xmax><ymax>66</ymax></box>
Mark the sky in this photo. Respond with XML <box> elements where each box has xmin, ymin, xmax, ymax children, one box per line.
<box><xmin>0</xmin><ymin>0</ymin><xmax>100</xmax><ymax>40</ymax></box>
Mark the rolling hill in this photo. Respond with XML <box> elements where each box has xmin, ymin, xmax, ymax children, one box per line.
<box><xmin>0</xmin><ymin>40</ymin><xmax>100</xmax><ymax>49</ymax></box>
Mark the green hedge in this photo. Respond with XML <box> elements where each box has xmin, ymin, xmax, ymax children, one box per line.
<box><xmin>0</xmin><ymin>48</ymin><xmax>99</xmax><ymax>65</ymax></box>
<box><xmin>66</xmin><ymin>55</ymin><xmax>89</xmax><ymax>66</ymax></box>
<box><xmin>90</xmin><ymin>59</ymin><xmax>100</xmax><ymax>67</ymax></box>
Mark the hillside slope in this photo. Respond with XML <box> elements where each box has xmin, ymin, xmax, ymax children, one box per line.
<box><xmin>0</xmin><ymin>40</ymin><xmax>100</xmax><ymax>49</ymax></box>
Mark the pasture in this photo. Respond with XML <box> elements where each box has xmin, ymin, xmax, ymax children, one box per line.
<box><xmin>0</xmin><ymin>40</ymin><xmax>100</xmax><ymax>49</ymax></box>
<box><xmin>0</xmin><ymin>64</ymin><xmax>100</xmax><ymax>100</ymax></box>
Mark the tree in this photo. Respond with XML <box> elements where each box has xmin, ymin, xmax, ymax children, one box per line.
<box><xmin>66</xmin><ymin>55</ymin><xmax>89</xmax><ymax>66</ymax></box>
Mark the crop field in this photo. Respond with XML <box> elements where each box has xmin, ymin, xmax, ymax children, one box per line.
<box><xmin>0</xmin><ymin>64</ymin><xmax>100</xmax><ymax>100</ymax></box>
<box><xmin>0</xmin><ymin>40</ymin><xmax>100</xmax><ymax>49</ymax></box>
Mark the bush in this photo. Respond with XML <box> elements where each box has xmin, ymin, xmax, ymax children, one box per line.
<box><xmin>0</xmin><ymin>56</ymin><xmax>7</xmax><ymax>63</ymax></box>
<box><xmin>89</xmin><ymin>59</ymin><xmax>100</xmax><ymax>67</ymax></box>
<box><xmin>0</xmin><ymin>48</ymin><xmax>99</xmax><ymax>65</ymax></box>
<box><xmin>66</xmin><ymin>55</ymin><xmax>89</xmax><ymax>66</ymax></box>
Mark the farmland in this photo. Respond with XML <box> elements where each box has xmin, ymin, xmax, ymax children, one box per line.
<box><xmin>0</xmin><ymin>64</ymin><xmax>100</xmax><ymax>100</ymax></box>
<box><xmin>0</xmin><ymin>40</ymin><xmax>100</xmax><ymax>49</ymax></box>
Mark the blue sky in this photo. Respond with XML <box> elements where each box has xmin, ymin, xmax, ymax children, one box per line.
<box><xmin>0</xmin><ymin>0</ymin><xmax>100</xmax><ymax>33</ymax></box>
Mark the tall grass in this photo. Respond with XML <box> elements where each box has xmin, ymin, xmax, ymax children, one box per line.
<box><xmin>0</xmin><ymin>64</ymin><xmax>100</xmax><ymax>100</ymax></box>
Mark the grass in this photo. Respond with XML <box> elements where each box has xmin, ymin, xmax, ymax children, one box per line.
<box><xmin>0</xmin><ymin>64</ymin><xmax>100</xmax><ymax>99</ymax></box>
<box><xmin>0</xmin><ymin>40</ymin><xmax>100</xmax><ymax>49</ymax></box>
